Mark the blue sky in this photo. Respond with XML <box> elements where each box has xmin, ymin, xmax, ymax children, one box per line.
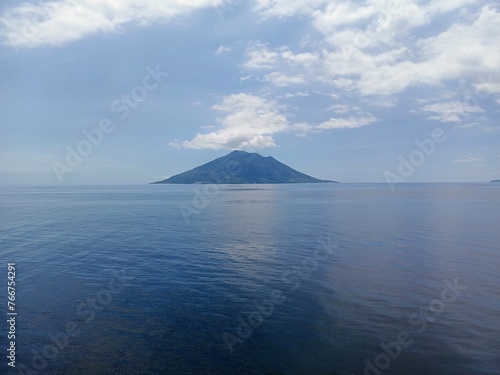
<box><xmin>0</xmin><ymin>0</ymin><xmax>499</xmax><ymax>185</ymax></box>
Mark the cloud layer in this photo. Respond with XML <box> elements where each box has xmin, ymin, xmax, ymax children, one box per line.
<box><xmin>171</xmin><ymin>93</ymin><xmax>377</xmax><ymax>150</ymax></box>
<box><xmin>2</xmin><ymin>0</ymin><xmax>498</xmax><ymax>151</ymax></box>
<box><xmin>246</xmin><ymin>2</ymin><xmax>500</xmax><ymax>96</ymax></box>
<box><xmin>0</xmin><ymin>0</ymin><xmax>225</xmax><ymax>48</ymax></box>
<box><xmin>170</xmin><ymin>94</ymin><xmax>288</xmax><ymax>150</ymax></box>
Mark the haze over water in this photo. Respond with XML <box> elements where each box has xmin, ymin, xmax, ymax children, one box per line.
<box><xmin>0</xmin><ymin>183</ymin><xmax>499</xmax><ymax>375</ymax></box>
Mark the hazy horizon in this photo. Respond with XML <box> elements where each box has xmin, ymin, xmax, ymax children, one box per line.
<box><xmin>0</xmin><ymin>181</ymin><xmax>498</xmax><ymax>187</ymax></box>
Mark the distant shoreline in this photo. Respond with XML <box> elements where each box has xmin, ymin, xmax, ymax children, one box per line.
<box><xmin>151</xmin><ymin>181</ymin><xmax>339</xmax><ymax>185</ymax></box>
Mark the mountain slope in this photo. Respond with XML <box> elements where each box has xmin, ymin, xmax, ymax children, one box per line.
<box><xmin>152</xmin><ymin>150</ymin><xmax>337</xmax><ymax>184</ymax></box>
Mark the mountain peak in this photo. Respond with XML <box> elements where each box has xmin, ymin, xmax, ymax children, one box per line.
<box><xmin>152</xmin><ymin>151</ymin><xmax>337</xmax><ymax>184</ymax></box>
<box><xmin>228</xmin><ymin>150</ymin><xmax>261</xmax><ymax>157</ymax></box>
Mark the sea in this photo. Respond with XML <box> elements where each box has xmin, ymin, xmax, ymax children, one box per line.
<box><xmin>0</xmin><ymin>183</ymin><xmax>499</xmax><ymax>375</ymax></box>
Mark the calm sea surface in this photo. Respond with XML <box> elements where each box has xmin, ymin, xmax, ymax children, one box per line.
<box><xmin>0</xmin><ymin>183</ymin><xmax>499</xmax><ymax>375</ymax></box>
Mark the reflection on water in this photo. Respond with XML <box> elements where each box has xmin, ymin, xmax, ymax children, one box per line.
<box><xmin>0</xmin><ymin>183</ymin><xmax>499</xmax><ymax>374</ymax></box>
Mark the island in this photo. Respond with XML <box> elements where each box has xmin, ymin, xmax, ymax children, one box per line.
<box><xmin>152</xmin><ymin>150</ymin><xmax>338</xmax><ymax>184</ymax></box>
<box><xmin>491</xmin><ymin>180</ymin><xmax>500</xmax><ymax>183</ymax></box>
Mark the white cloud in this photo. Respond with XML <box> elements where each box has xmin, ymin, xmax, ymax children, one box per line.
<box><xmin>264</xmin><ymin>72</ymin><xmax>304</xmax><ymax>87</ymax></box>
<box><xmin>172</xmin><ymin>93</ymin><xmax>378</xmax><ymax>149</ymax></box>
<box><xmin>290</xmin><ymin>113</ymin><xmax>377</xmax><ymax>132</ymax></box>
<box><xmin>283</xmin><ymin>91</ymin><xmax>310</xmax><ymax>99</ymax></box>
<box><xmin>452</xmin><ymin>153</ymin><xmax>486</xmax><ymax>166</ymax></box>
<box><xmin>244</xmin><ymin>43</ymin><xmax>320</xmax><ymax>71</ymax></box>
<box><xmin>313</xmin><ymin>0</ymin><xmax>472</xmax><ymax>48</ymax></box>
<box><xmin>417</xmin><ymin>6</ymin><xmax>500</xmax><ymax>82</ymax></box>
<box><xmin>420</xmin><ymin>101</ymin><xmax>484</xmax><ymax>123</ymax></box>
<box><xmin>280</xmin><ymin>48</ymin><xmax>319</xmax><ymax>66</ymax></box>
<box><xmin>244</xmin><ymin>42</ymin><xmax>280</xmax><ymax>69</ymax></box>
<box><xmin>255</xmin><ymin>0</ymin><xmax>327</xmax><ymax>19</ymax></box>
<box><xmin>473</xmin><ymin>78</ymin><xmax>500</xmax><ymax>96</ymax></box>
<box><xmin>328</xmin><ymin>104</ymin><xmax>361</xmax><ymax>114</ymax></box>
<box><xmin>171</xmin><ymin>93</ymin><xmax>289</xmax><ymax>150</ymax></box>
<box><xmin>316</xmin><ymin>115</ymin><xmax>377</xmax><ymax>130</ymax></box>
<box><xmin>0</xmin><ymin>0</ymin><xmax>227</xmax><ymax>48</ymax></box>
<box><xmin>215</xmin><ymin>45</ymin><xmax>231</xmax><ymax>55</ymax></box>
<box><xmin>258</xmin><ymin>0</ymin><xmax>478</xmax><ymax>48</ymax></box>
<box><xmin>248</xmin><ymin>2</ymin><xmax>500</xmax><ymax>100</ymax></box>
<box><xmin>361</xmin><ymin>96</ymin><xmax>398</xmax><ymax>108</ymax></box>
<box><xmin>322</xmin><ymin>4</ymin><xmax>500</xmax><ymax>95</ymax></box>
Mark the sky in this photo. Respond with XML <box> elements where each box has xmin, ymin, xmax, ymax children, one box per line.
<box><xmin>0</xmin><ymin>0</ymin><xmax>499</xmax><ymax>185</ymax></box>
